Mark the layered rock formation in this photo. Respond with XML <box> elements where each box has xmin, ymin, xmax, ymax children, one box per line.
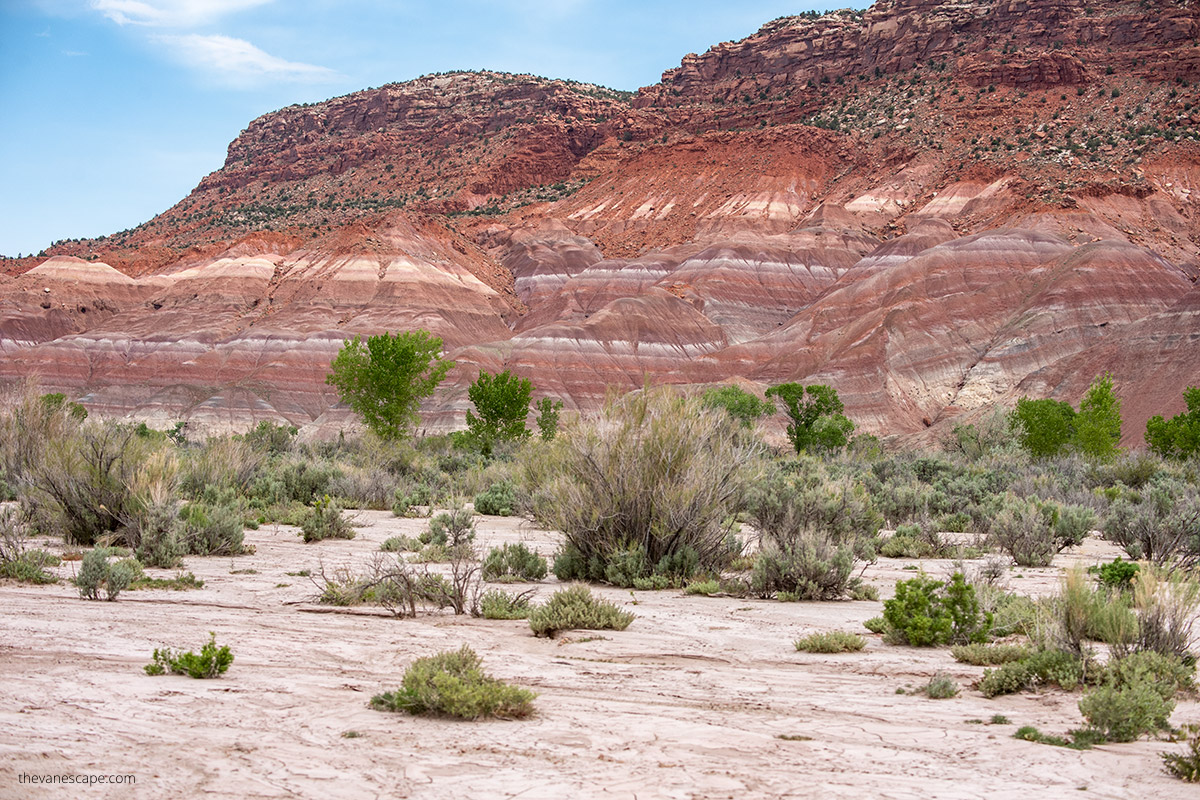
<box><xmin>6</xmin><ymin>0</ymin><xmax>1200</xmax><ymax>443</ymax></box>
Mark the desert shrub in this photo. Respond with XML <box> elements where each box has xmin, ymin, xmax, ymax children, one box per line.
<box><xmin>249</xmin><ymin>456</ymin><xmax>340</xmax><ymax>508</ymax></box>
<box><xmin>425</xmin><ymin>506</ymin><xmax>475</xmax><ymax>547</ymax></box>
<box><xmin>632</xmin><ymin>574</ymin><xmax>670</xmax><ymax>590</ymax></box>
<box><xmin>181</xmin><ymin>436</ymin><xmax>263</xmax><ymax>498</ymax></box>
<box><xmin>474</xmin><ymin>481</ymin><xmax>519</xmax><ymax>516</ymax></box>
<box><xmin>528</xmin><ymin>584</ymin><xmax>635</xmax><ymax>638</ymax></box>
<box><xmin>1037</xmin><ymin>566</ymin><xmax>1136</xmax><ymax>655</ymax></box>
<box><xmin>239</xmin><ymin>420</ymin><xmax>297</xmax><ymax>455</ymax></box>
<box><xmin>300</xmin><ymin>495</ymin><xmax>355</xmax><ymax>543</ymax></box>
<box><xmin>794</xmin><ymin>631</ymin><xmax>866</xmax><ymax>653</ymax></box>
<box><xmin>1090</xmin><ymin>557</ymin><xmax>1140</xmax><ymax>591</ymax></box>
<box><xmin>327</xmin><ymin>465</ymin><xmax>400</xmax><ymax>511</ymax></box>
<box><xmin>864</xmin><ymin>616</ymin><xmax>887</xmax><ymax>634</ymax></box>
<box><xmin>392</xmin><ymin>478</ymin><xmax>443</xmax><ymax>517</ymax></box>
<box><xmin>1129</xmin><ymin>566</ymin><xmax>1200</xmax><ymax>660</ymax></box>
<box><xmin>381</xmin><ymin>536</ymin><xmax>421</xmax><ymax>553</ymax></box>
<box><xmin>369</xmin><ymin>646</ymin><xmax>534</xmax><ymax>719</ymax></box>
<box><xmin>76</xmin><ymin>547</ymin><xmax>139</xmax><ymax>601</ymax></box>
<box><xmin>144</xmin><ymin>633</ymin><xmax>233</xmax><ymax>679</ymax></box>
<box><xmin>176</xmin><ymin>497</ymin><xmax>246</xmax><ymax>555</ymax></box>
<box><xmin>937</xmin><ymin>511</ymin><xmax>971</xmax><ymax>533</ymax></box>
<box><xmin>700</xmin><ymin>385</ymin><xmax>775</xmax><ymax>428</ymax></box>
<box><xmin>477</xmin><ymin>588</ymin><xmax>534</xmax><ymax>619</ymax></box>
<box><xmin>951</xmin><ymin>643</ymin><xmax>1032</xmax><ymax>665</ymax></box>
<box><xmin>922</xmin><ymin>673</ymin><xmax>959</xmax><ymax>699</ymax></box>
<box><xmin>882</xmin><ymin>572</ymin><xmax>992</xmax><ymax>646</ymax></box>
<box><xmin>989</xmin><ymin>494</ymin><xmax>1093</xmax><ymax>567</ymax></box>
<box><xmin>523</xmin><ymin>386</ymin><xmax>760</xmax><ymax>586</ymax></box>
<box><xmin>978</xmin><ymin>649</ymin><xmax>1094</xmax><ymax>697</ymax></box>
<box><xmin>879</xmin><ymin>523</ymin><xmax>943</xmax><ymax>558</ymax></box>
<box><xmin>314</xmin><ymin>555</ymin><xmax>468</xmax><ymax>617</ymax></box>
<box><xmin>118</xmin><ymin>448</ymin><xmax>183</xmax><ymax>567</ymax></box>
<box><xmin>1078</xmin><ymin>677</ymin><xmax>1174</xmax><ymax>742</ymax></box>
<box><xmin>684</xmin><ymin>578</ymin><xmax>720</xmax><ymax>595</ymax></box>
<box><xmin>0</xmin><ymin>505</ymin><xmax>58</xmax><ymax>583</ymax></box>
<box><xmin>481</xmin><ymin>542</ymin><xmax>547</xmax><ymax>582</ymax></box>
<box><xmin>24</xmin><ymin>422</ymin><xmax>154</xmax><ymax>546</ymax></box>
<box><xmin>1162</xmin><ymin>723</ymin><xmax>1200</xmax><ymax>782</ymax></box>
<box><xmin>751</xmin><ymin>531</ymin><xmax>867</xmax><ymax>601</ymax></box>
<box><xmin>943</xmin><ymin>408</ymin><xmax>1012</xmax><ymax>460</ymax></box>
<box><xmin>1103</xmin><ymin>481</ymin><xmax>1200</xmax><ymax>568</ymax></box>
<box><xmin>746</xmin><ymin>457</ymin><xmax>882</xmax><ymax>545</ymax></box>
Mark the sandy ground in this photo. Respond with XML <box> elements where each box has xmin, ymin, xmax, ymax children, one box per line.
<box><xmin>0</xmin><ymin>512</ymin><xmax>1195</xmax><ymax>800</ymax></box>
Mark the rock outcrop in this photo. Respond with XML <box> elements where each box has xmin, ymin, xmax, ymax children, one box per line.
<box><xmin>7</xmin><ymin>0</ymin><xmax>1200</xmax><ymax>443</ymax></box>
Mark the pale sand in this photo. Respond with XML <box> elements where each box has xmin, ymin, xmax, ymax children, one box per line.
<box><xmin>0</xmin><ymin>512</ymin><xmax>1194</xmax><ymax>799</ymax></box>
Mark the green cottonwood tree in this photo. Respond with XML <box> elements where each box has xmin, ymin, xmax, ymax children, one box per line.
<box><xmin>1010</xmin><ymin>397</ymin><xmax>1076</xmax><ymax>459</ymax></box>
<box><xmin>765</xmin><ymin>383</ymin><xmax>855</xmax><ymax>453</ymax></box>
<box><xmin>325</xmin><ymin>330</ymin><xmax>453</xmax><ymax>440</ymax></box>
<box><xmin>700</xmin><ymin>385</ymin><xmax>775</xmax><ymax>428</ymax></box>
<box><xmin>465</xmin><ymin>370</ymin><xmax>533</xmax><ymax>454</ymax></box>
<box><xmin>1145</xmin><ymin>386</ymin><xmax>1200</xmax><ymax>460</ymax></box>
<box><xmin>1072</xmin><ymin>373</ymin><xmax>1122</xmax><ymax>462</ymax></box>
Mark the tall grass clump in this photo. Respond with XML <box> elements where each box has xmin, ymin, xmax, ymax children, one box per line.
<box><xmin>522</xmin><ymin>387</ymin><xmax>761</xmax><ymax>586</ymax></box>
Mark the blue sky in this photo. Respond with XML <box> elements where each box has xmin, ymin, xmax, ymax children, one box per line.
<box><xmin>1</xmin><ymin>0</ymin><xmax>840</xmax><ymax>258</ymax></box>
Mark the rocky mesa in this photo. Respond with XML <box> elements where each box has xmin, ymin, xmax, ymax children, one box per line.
<box><xmin>4</xmin><ymin>0</ymin><xmax>1200</xmax><ymax>445</ymax></box>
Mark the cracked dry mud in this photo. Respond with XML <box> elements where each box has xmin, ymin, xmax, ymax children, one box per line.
<box><xmin>0</xmin><ymin>511</ymin><xmax>1195</xmax><ymax>799</ymax></box>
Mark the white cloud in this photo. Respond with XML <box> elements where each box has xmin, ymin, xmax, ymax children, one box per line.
<box><xmin>91</xmin><ymin>0</ymin><xmax>272</xmax><ymax>27</ymax></box>
<box><xmin>154</xmin><ymin>33</ymin><xmax>340</xmax><ymax>86</ymax></box>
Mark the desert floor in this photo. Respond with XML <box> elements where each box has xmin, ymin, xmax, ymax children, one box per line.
<box><xmin>0</xmin><ymin>511</ymin><xmax>1195</xmax><ymax>800</ymax></box>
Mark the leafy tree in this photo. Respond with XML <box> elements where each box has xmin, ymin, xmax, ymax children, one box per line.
<box><xmin>765</xmin><ymin>383</ymin><xmax>854</xmax><ymax>453</ymax></box>
<box><xmin>700</xmin><ymin>385</ymin><xmax>775</xmax><ymax>428</ymax></box>
<box><xmin>1072</xmin><ymin>373</ymin><xmax>1122</xmax><ymax>462</ymax></box>
<box><xmin>534</xmin><ymin>396</ymin><xmax>563</xmax><ymax>441</ymax></box>
<box><xmin>1010</xmin><ymin>397</ymin><xmax>1076</xmax><ymax>458</ymax></box>
<box><xmin>465</xmin><ymin>370</ymin><xmax>533</xmax><ymax>454</ymax></box>
<box><xmin>1146</xmin><ymin>386</ymin><xmax>1200</xmax><ymax>460</ymax></box>
<box><xmin>325</xmin><ymin>331</ymin><xmax>452</xmax><ymax>440</ymax></box>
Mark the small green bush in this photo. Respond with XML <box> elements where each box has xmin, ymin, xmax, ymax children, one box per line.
<box><xmin>528</xmin><ymin>584</ymin><xmax>635</xmax><ymax>638</ymax></box>
<box><xmin>882</xmin><ymin>573</ymin><xmax>992</xmax><ymax>646</ymax></box>
<box><xmin>144</xmin><ymin>633</ymin><xmax>233</xmax><ymax>678</ymax></box>
<box><xmin>684</xmin><ymin>578</ymin><xmax>720</xmax><ymax>596</ymax></box>
<box><xmin>978</xmin><ymin>649</ymin><xmax>1092</xmax><ymax>697</ymax></box>
<box><xmin>474</xmin><ymin>481</ymin><xmax>519</xmax><ymax>516</ymax></box>
<box><xmin>922</xmin><ymin>673</ymin><xmax>959</xmax><ymax>699</ymax></box>
<box><xmin>300</xmin><ymin>495</ymin><xmax>355</xmax><ymax>543</ymax></box>
<box><xmin>1078</xmin><ymin>678</ymin><xmax>1173</xmax><ymax>742</ymax></box>
<box><xmin>477</xmin><ymin>588</ymin><xmax>533</xmax><ymax>620</ymax></box>
<box><xmin>0</xmin><ymin>549</ymin><xmax>59</xmax><ymax>584</ymax></box>
<box><xmin>751</xmin><ymin>533</ymin><xmax>865</xmax><ymax>601</ymax></box>
<box><xmin>176</xmin><ymin>498</ymin><xmax>246</xmax><ymax>555</ymax></box>
<box><xmin>369</xmin><ymin>646</ymin><xmax>534</xmax><ymax>719</ymax></box>
<box><xmin>76</xmin><ymin>547</ymin><xmax>137</xmax><ymax>601</ymax></box>
<box><xmin>1089</xmin><ymin>557</ymin><xmax>1140</xmax><ymax>591</ymax></box>
<box><xmin>425</xmin><ymin>506</ymin><xmax>475</xmax><ymax>547</ymax></box>
<box><xmin>481</xmin><ymin>542</ymin><xmax>547</xmax><ymax>582</ymax></box>
<box><xmin>794</xmin><ymin>631</ymin><xmax>866</xmax><ymax>653</ymax></box>
<box><xmin>951</xmin><ymin>643</ymin><xmax>1031</xmax><ymax>666</ymax></box>
<box><xmin>864</xmin><ymin>616</ymin><xmax>887</xmax><ymax>634</ymax></box>
<box><xmin>1162</xmin><ymin>723</ymin><xmax>1200</xmax><ymax>782</ymax></box>
<box><xmin>381</xmin><ymin>535</ymin><xmax>422</xmax><ymax>552</ymax></box>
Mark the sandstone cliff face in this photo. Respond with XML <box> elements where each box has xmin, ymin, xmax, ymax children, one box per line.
<box><xmin>9</xmin><ymin>0</ymin><xmax>1200</xmax><ymax>442</ymax></box>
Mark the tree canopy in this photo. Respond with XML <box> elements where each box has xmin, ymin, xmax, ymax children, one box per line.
<box><xmin>465</xmin><ymin>369</ymin><xmax>533</xmax><ymax>454</ymax></box>
<box><xmin>325</xmin><ymin>330</ymin><xmax>453</xmax><ymax>440</ymax></box>
<box><xmin>1146</xmin><ymin>386</ymin><xmax>1200</xmax><ymax>460</ymax></box>
<box><xmin>765</xmin><ymin>382</ymin><xmax>854</xmax><ymax>453</ymax></box>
